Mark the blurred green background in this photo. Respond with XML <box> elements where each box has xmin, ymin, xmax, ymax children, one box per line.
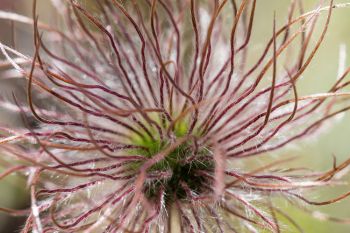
<box><xmin>0</xmin><ymin>0</ymin><xmax>350</xmax><ymax>232</ymax></box>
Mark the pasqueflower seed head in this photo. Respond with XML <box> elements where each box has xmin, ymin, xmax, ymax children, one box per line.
<box><xmin>1</xmin><ymin>0</ymin><xmax>350</xmax><ymax>232</ymax></box>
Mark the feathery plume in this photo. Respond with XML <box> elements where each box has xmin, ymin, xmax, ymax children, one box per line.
<box><xmin>1</xmin><ymin>0</ymin><xmax>350</xmax><ymax>232</ymax></box>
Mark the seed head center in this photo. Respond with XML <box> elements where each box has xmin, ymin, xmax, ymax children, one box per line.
<box><xmin>129</xmin><ymin>124</ymin><xmax>213</xmax><ymax>205</ymax></box>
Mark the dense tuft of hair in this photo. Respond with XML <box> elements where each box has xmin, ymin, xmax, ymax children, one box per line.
<box><xmin>1</xmin><ymin>0</ymin><xmax>350</xmax><ymax>232</ymax></box>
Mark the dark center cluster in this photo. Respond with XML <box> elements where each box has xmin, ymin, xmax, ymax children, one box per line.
<box><xmin>130</xmin><ymin>132</ymin><xmax>214</xmax><ymax>205</ymax></box>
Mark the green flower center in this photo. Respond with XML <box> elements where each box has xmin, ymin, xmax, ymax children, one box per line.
<box><xmin>128</xmin><ymin>119</ymin><xmax>213</xmax><ymax>205</ymax></box>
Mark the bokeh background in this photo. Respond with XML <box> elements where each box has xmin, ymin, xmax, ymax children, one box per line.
<box><xmin>0</xmin><ymin>0</ymin><xmax>349</xmax><ymax>232</ymax></box>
